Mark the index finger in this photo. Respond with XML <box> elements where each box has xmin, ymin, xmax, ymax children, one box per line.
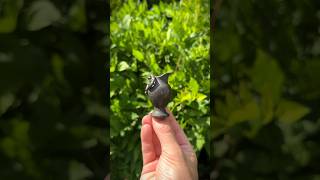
<box><xmin>166</xmin><ymin>109</ymin><xmax>194</xmax><ymax>153</ymax></box>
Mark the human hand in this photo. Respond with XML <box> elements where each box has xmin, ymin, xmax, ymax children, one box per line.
<box><xmin>140</xmin><ymin>110</ymin><xmax>198</xmax><ymax>180</ymax></box>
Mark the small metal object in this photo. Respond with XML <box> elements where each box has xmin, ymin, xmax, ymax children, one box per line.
<box><xmin>145</xmin><ymin>72</ymin><xmax>172</xmax><ymax>119</ymax></box>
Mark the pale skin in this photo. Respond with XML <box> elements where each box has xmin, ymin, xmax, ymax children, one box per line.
<box><xmin>140</xmin><ymin>110</ymin><xmax>198</xmax><ymax>180</ymax></box>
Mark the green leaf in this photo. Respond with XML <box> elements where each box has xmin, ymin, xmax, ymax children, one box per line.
<box><xmin>0</xmin><ymin>0</ymin><xmax>23</xmax><ymax>33</ymax></box>
<box><xmin>111</xmin><ymin>99</ymin><xmax>120</xmax><ymax>113</ymax></box>
<box><xmin>149</xmin><ymin>54</ymin><xmax>160</xmax><ymax>73</ymax></box>
<box><xmin>0</xmin><ymin>137</ymin><xmax>16</xmax><ymax>158</ymax></box>
<box><xmin>69</xmin><ymin>160</ymin><xmax>93</xmax><ymax>180</ymax></box>
<box><xmin>196</xmin><ymin>93</ymin><xmax>207</xmax><ymax>101</ymax></box>
<box><xmin>110</xmin><ymin>55</ymin><xmax>118</xmax><ymax>73</ymax></box>
<box><xmin>177</xmin><ymin>90</ymin><xmax>193</xmax><ymax>103</ymax></box>
<box><xmin>68</xmin><ymin>0</ymin><xmax>87</xmax><ymax>31</ymax></box>
<box><xmin>27</xmin><ymin>0</ymin><xmax>61</xmax><ymax>31</ymax></box>
<box><xmin>0</xmin><ymin>119</ymin><xmax>30</xmax><ymax>158</ymax></box>
<box><xmin>251</xmin><ymin>50</ymin><xmax>284</xmax><ymax>103</ymax></box>
<box><xmin>131</xmin><ymin>112</ymin><xmax>138</xmax><ymax>120</ymax></box>
<box><xmin>0</xmin><ymin>93</ymin><xmax>15</xmax><ymax>115</ymax></box>
<box><xmin>132</xmin><ymin>49</ymin><xmax>144</xmax><ymax>61</ymax></box>
<box><xmin>189</xmin><ymin>78</ymin><xmax>199</xmax><ymax>95</ymax></box>
<box><xmin>276</xmin><ymin>100</ymin><xmax>310</xmax><ymax>124</ymax></box>
<box><xmin>51</xmin><ymin>54</ymin><xmax>65</xmax><ymax>82</ymax></box>
<box><xmin>228</xmin><ymin>101</ymin><xmax>259</xmax><ymax>125</ymax></box>
<box><xmin>196</xmin><ymin>134</ymin><xmax>205</xmax><ymax>151</ymax></box>
<box><xmin>118</xmin><ymin>61</ymin><xmax>130</xmax><ymax>71</ymax></box>
<box><xmin>122</xmin><ymin>15</ymin><xmax>132</xmax><ymax>29</ymax></box>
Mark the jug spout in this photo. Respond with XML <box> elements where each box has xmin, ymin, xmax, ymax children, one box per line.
<box><xmin>158</xmin><ymin>72</ymin><xmax>172</xmax><ymax>83</ymax></box>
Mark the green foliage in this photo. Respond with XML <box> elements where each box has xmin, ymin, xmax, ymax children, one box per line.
<box><xmin>26</xmin><ymin>0</ymin><xmax>62</xmax><ymax>31</ymax></box>
<box><xmin>110</xmin><ymin>0</ymin><xmax>210</xmax><ymax>178</ymax></box>
<box><xmin>0</xmin><ymin>0</ymin><xmax>23</xmax><ymax>33</ymax></box>
<box><xmin>0</xmin><ymin>0</ymin><xmax>107</xmax><ymax>179</ymax></box>
<box><xmin>213</xmin><ymin>0</ymin><xmax>320</xmax><ymax>179</ymax></box>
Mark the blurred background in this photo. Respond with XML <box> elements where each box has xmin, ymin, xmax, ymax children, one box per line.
<box><xmin>0</xmin><ymin>0</ymin><xmax>108</xmax><ymax>179</ymax></box>
<box><xmin>110</xmin><ymin>0</ymin><xmax>210</xmax><ymax>179</ymax></box>
<box><xmin>213</xmin><ymin>0</ymin><xmax>320</xmax><ymax>179</ymax></box>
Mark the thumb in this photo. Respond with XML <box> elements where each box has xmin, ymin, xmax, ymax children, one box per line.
<box><xmin>152</xmin><ymin>116</ymin><xmax>180</xmax><ymax>155</ymax></box>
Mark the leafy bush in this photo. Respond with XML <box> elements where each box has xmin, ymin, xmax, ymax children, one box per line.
<box><xmin>0</xmin><ymin>0</ymin><xmax>107</xmax><ymax>179</ymax></box>
<box><xmin>213</xmin><ymin>0</ymin><xmax>320</xmax><ymax>179</ymax></box>
<box><xmin>110</xmin><ymin>0</ymin><xmax>210</xmax><ymax>178</ymax></box>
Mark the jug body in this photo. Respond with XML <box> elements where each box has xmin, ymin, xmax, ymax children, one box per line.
<box><xmin>145</xmin><ymin>73</ymin><xmax>172</xmax><ymax>119</ymax></box>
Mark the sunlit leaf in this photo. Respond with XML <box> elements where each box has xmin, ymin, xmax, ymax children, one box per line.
<box><xmin>132</xmin><ymin>49</ymin><xmax>144</xmax><ymax>61</ymax></box>
<box><xmin>276</xmin><ymin>100</ymin><xmax>310</xmax><ymax>124</ymax></box>
<box><xmin>189</xmin><ymin>78</ymin><xmax>199</xmax><ymax>95</ymax></box>
<box><xmin>27</xmin><ymin>0</ymin><xmax>61</xmax><ymax>31</ymax></box>
<box><xmin>118</xmin><ymin>61</ymin><xmax>130</xmax><ymax>71</ymax></box>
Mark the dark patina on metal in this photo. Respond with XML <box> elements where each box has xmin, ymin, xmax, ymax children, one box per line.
<box><xmin>145</xmin><ymin>73</ymin><xmax>172</xmax><ymax>119</ymax></box>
